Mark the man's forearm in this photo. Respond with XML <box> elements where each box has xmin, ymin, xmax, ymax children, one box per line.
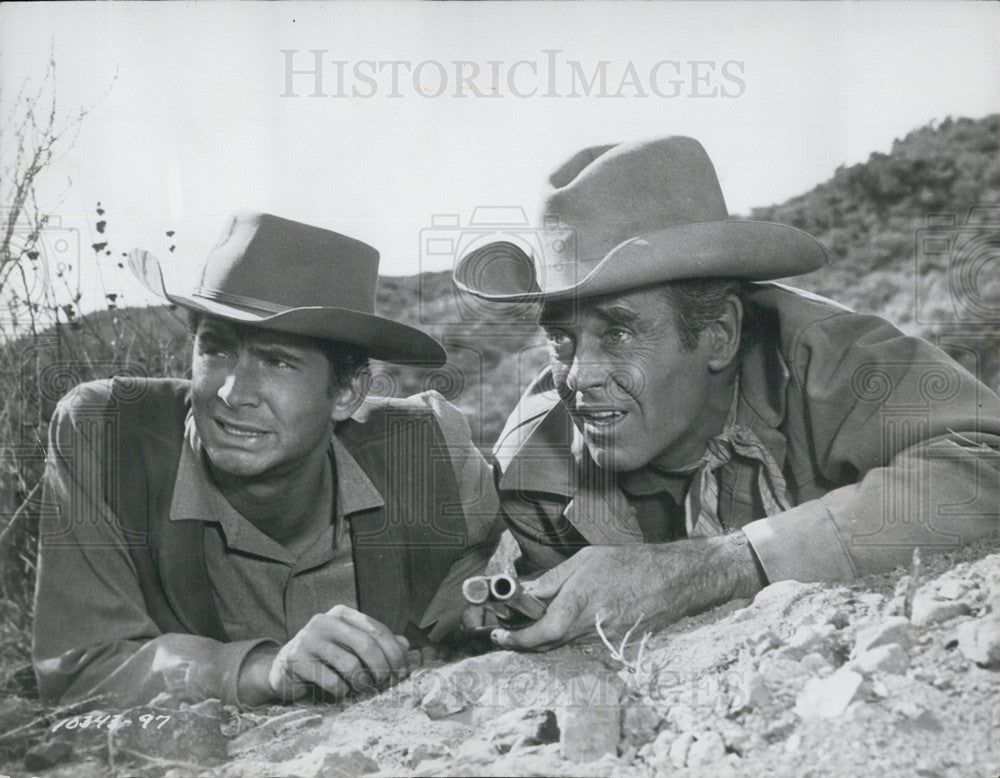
<box><xmin>643</xmin><ymin>531</ymin><xmax>765</xmax><ymax>626</ymax></box>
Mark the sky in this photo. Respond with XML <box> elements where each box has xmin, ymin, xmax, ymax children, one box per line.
<box><xmin>1</xmin><ymin>1</ymin><xmax>998</xmax><ymax>318</ymax></box>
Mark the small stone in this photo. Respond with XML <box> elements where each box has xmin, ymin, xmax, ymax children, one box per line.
<box><xmin>484</xmin><ymin>708</ymin><xmax>559</xmax><ymax>753</ymax></box>
<box><xmin>558</xmin><ymin>704</ymin><xmax>621</xmax><ymax>763</ymax></box>
<box><xmin>854</xmin><ymin>616</ymin><xmax>914</xmax><ymax>654</ymax></box>
<box><xmin>936</xmin><ymin>580</ymin><xmax>968</xmax><ymax>601</ymax></box>
<box><xmin>784</xmin><ymin>732</ymin><xmax>802</xmax><ymax>753</ymax></box>
<box><xmin>794</xmin><ymin>668</ymin><xmax>866</xmax><ymax>719</ymax></box>
<box><xmin>669</xmin><ymin>731</ymin><xmax>696</xmax><ymax>769</ymax></box>
<box><xmin>419</xmin><ymin>676</ymin><xmax>469</xmax><ymax>719</ymax></box>
<box><xmin>910</xmin><ymin>593</ymin><xmax>972</xmax><ymax>627</ymax></box>
<box><xmin>729</xmin><ymin>672</ymin><xmax>772</xmax><ymax>715</ymax></box>
<box><xmin>320</xmin><ymin>749</ymin><xmax>379</xmax><ymax>778</ymax></box>
<box><xmin>622</xmin><ymin>705</ymin><xmax>660</xmax><ymax>747</ymax></box>
<box><xmin>957</xmin><ymin>615</ymin><xmax>1000</xmax><ymax>667</ymax></box>
<box><xmin>649</xmin><ymin>729</ymin><xmax>675</xmax><ymax>763</ymax></box>
<box><xmin>666</xmin><ymin>703</ymin><xmax>697</xmax><ymax>733</ymax></box>
<box><xmin>778</xmin><ymin>625</ymin><xmax>835</xmax><ymax>661</ymax></box>
<box><xmin>799</xmin><ymin>652</ymin><xmax>833</xmax><ymax>675</ymax></box>
<box><xmin>749</xmin><ymin>628</ymin><xmax>780</xmax><ymax>655</ymax></box>
<box><xmin>686</xmin><ymin>731</ymin><xmax>727</xmax><ymax>767</ymax></box>
<box><xmin>24</xmin><ymin>741</ymin><xmax>73</xmax><ymax>771</ymax></box>
<box><xmin>851</xmin><ymin>643</ymin><xmax>910</xmax><ymax>675</ymax></box>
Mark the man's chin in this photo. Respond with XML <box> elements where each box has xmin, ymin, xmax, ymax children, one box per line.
<box><xmin>583</xmin><ymin>441</ymin><xmax>645</xmax><ymax>473</ymax></box>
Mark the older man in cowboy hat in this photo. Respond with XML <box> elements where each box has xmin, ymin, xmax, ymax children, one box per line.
<box><xmin>33</xmin><ymin>212</ymin><xmax>501</xmax><ymax>706</ymax></box>
<box><xmin>455</xmin><ymin>136</ymin><xmax>1000</xmax><ymax>650</ymax></box>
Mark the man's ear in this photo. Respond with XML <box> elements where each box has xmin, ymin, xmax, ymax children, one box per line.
<box><xmin>331</xmin><ymin>365</ymin><xmax>371</xmax><ymax>422</ymax></box>
<box><xmin>706</xmin><ymin>294</ymin><xmax>743</xmax><ymax>372</ymax></box>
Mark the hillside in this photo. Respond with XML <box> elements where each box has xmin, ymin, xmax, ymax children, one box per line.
<box><xmin>1</xmin><ymin>112</ymin><xmax>998</xmax><ymax>776</ymax></box>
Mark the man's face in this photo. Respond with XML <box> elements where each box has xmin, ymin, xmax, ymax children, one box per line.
<box><xmin>191</xmin><ymin>317</ymin><xmax>340</xmax><ymax>481</ymax></box>
<box><xmin>541</xmin><ymin>287</ymin><xmax>719</xmax><ymax>472</ymax></box>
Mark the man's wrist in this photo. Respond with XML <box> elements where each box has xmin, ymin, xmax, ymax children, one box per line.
<box><xmin>237</xmin><ymin>644</ymin><xmax>280</xmax><ymax>707</ymax></box>
<box><xmin>719</xmin><ymin>531</ymin><xmax>767</xmax><ymax>601</ymax></box>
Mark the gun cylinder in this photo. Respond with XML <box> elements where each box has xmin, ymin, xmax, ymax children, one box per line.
<box><xmin>462</xmin><ymin>575</ymin><xmax>492</xmax><ymax>605</ymax></box>
<box><xmin>489</xmin><ymin>573</ymin><xmax>547</xmax><ymax>621</ymax></box>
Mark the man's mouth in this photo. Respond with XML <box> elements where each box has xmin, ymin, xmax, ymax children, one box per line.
<box><xmin>215</xmin><ymin>418</ymin><xmax>269</xmax><ymax>438</ymax></box>
<box><xmin>573</xmin><ymin>408</ymin><xmax>627</xmax><ymax>428</ymax></box>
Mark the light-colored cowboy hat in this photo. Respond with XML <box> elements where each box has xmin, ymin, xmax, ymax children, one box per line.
<box><xmin>129</xmin><ymin>211</ymin><xmax>446</xmax><ymax>366</ymax></box>
<box><xmin>453</xmin><ymin>136</ymin><xmax>828</xmax><ymax>302</ymax></box>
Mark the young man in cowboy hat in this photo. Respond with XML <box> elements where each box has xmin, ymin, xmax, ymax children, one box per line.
<box><xmin>33</xmin><ymin>212</ymin><xmax>501</xmax><ymax>706</ymax></box>
<box><xmin>454</xmin><ymin>136</ymin><xmax>1000</xmax><ymax>651</ymax></box>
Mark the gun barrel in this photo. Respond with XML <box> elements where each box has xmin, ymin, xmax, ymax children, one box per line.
<box><xmin>462</xmin><ymin>575</ymin><xmax>492</xmax><ymax>605</ymax></box>
<box><xmin>489</xmin><ymin>573</ymin><xmax>547</xmax><ymax>621</ymax></box>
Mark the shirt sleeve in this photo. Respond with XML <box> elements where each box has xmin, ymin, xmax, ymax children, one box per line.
<box><xmin>32</xmin><ymin>383</ymin><xmax>274</xmax><ymax>707</ymax></box>
<box><xmin>743</xmin><ymin>312</ymin><xmax>1000</xmax><ymax>581</ymax></box>
<box><xmin>413</xmin><ymin>391</ymin><xmax>504</xmax><ymax>639</ymax></box>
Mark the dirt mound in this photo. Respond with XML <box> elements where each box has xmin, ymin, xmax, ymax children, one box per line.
<box><xmin>4</xmin><ymin>540</ymin><xmax>999</xmax><ymax>777</ymax></box>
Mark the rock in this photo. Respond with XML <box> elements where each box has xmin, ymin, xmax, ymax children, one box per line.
<box><xmin>748</xmin><ymin>628</ymin><xmax>780</xmax><ymax>655</ymax></box>
<box><xmin>669</xmin><ymin>731</ymin><xmax>696</xmax><ymax>769</ymax></box>
<box><xmin>686</xmin><ymin>731</ymin><xmax>727</xmax><ymax>767</ymax></box>
<box><xmin>622</xmin><ymin>704</ymin><xmax>660</xmax><ymax>747</ymax></box>
<box><xmin>777</xmin><ymin>624</ymin><xmax>836</xmax><ymax>661</ymax></box>
<box><xmin>418</xmin><ymin>673</ymin><xmax>469</xmax><ymax>719</ymax></box>
<box><xmin>854</xmin><ymin>616</ymin><xmax>915</xmax><ymax>654</ymax></box>
<box><xmin>729</xmin><ymin>672</ymin><xmax>772</xmax><ymax>715</ymax></box>
<box><xmin>936</xmin><ymin>580</ymin><xmax>968</xmax><ymax>601</ymax></box>
<box><xmin>320</xmin><ymin>749</ymin><xmax>379</xmax><ymax>778</ymax></box>
<box><xmin>228</xmin><ymin>709</ymin><xmax>323</xmax><ymax>755</ymax></box>
<box><xmin>784</xmin><ymin>732</ymin><xmax>802</xmax><ymax>753</ymax></box>
<box><xmin>910</xmin><ymin>593</ymin><xmax>972</xmax><ymax>627</ymax></box>
<box><xmin>648</xmin><ymin>729</ymin><xmax>675</xmax><ymax>763</ymax></box>
<box><xmin>666</xmin><ymin>703</ymin><xmax>698</xmax><ymax>733</ymax></box>
<box><xmin>111</xmin><ymin>706</ymin><xmax>228</xmax><ymax>763</ymax></box>
<box><xmin>957</xmin><ymin>616</ymin><xmax>1000</xmax><ymax>667</ymax></box>
<box><xmin>484</xmin><ymin>708</ymin><xmax>559</xmax><ymax>753</ymax></box>
<box><xmin>851</xmin><ymin>643</ymin><xmax>910</xmax><ymax>675</ymax></box>
<box><xmin>558</xmin><ymin>704</ymin><xmax>621</xmax><ymax>763</ymax></box>
<box><xmin>799</xmin><ymin>652</ymin><xmax>833</xmax><ymax>675</ymax></box>
<box><xmin>24</xmin><ymin>741</ymin><xmax>73</xmax><ymax>771</ymax></box>
<box><xmin>794</xmin><ymin>668</ymin><xmax>866</xmax><ymax>719</ymax></box>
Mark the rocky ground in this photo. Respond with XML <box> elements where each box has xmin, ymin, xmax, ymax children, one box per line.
<box><xmin>3</xmin><ymin>538</ymin><xmax>1000</xmax><ymax>778</ymax></box>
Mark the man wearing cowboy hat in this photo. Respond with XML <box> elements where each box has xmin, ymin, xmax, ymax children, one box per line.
<box><xmin>455</xmin><ymin>136</ymin><xmax>1000</xmax><ymax>650</ymax></box>
<box><xmin>33</xmin><ymin>212</ymin><xmax>501</xmax><ymax>706</ymax></box>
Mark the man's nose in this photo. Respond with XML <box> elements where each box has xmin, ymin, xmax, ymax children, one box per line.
<box><xmin>217</xmin><ymin>358</ymin><xmax>261</xmax><ymax>407</ymax></box>
<box><xmin>564</xmin><ymin>338</ymin><xmax>611</xmax><ymax>395</ymax></box>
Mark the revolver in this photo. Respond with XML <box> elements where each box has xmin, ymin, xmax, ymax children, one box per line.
<box><xmin>462</xmin><ymin>572</ymin><xmax>547</xmax><ymax>628</ymax></box>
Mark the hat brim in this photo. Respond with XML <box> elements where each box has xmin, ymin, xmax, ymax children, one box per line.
<box><xmin>453</xmin><ymin>220</ymin><xmax>828</xmax><ymax>302</ymax></box>
<box><xmin>129</xmin><ymin>250</ymin><xmax>446</xmax><ymax>367</ymax></box>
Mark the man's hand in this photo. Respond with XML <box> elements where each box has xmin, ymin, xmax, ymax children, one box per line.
<box><xmin>491</xmin><ymin>532</ymin><xmax>766</xmax><ymax>651</ymax></box>
<box><xmin>239</xmin><ymin>605</ymin><xmax>410</xmax><ymax>705</ymax></box>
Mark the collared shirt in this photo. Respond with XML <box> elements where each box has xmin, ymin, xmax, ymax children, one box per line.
<box><xmin>170</xmin><ymin>413</ymin><xmax>384</xmax><ymax>643</ymax></box>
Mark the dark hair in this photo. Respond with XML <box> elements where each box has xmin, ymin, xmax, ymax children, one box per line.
<box><xmin>187</xmin><ymin>311</ymin><xmax>369</xmax><ymax>393</ymax></box>
<box><xmin>657</xmin><ymin>277</ymin><xmax>756</xmax><ymax>353</ymax></box>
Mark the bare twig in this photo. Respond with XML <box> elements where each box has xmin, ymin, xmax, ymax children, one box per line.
<box><xmin>0</xmin><ymin>481</ymin><xmax>40</xmax><ymax>550</ymax></box>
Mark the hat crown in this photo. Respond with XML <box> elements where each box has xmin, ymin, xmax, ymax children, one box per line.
<box><xmin>540</xmin><ymin>136</ymin><xmax>729</xmax><ymax>268</ymax></box>
<box><xmin>194</xmin><ymin>211</ymin><xmax>379</xmax><ymax>314</ymax></box>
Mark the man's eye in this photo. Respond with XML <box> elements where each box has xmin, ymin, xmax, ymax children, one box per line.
<box><xmin>264</xmin><ymin>357</ymin><xmax>294</xmax><ymax>369</ymax></box>
<box><xmin>545</xmin><ymin>330</ymin><xmax>573</xmax><ymax>350</ymax></box>
<box><xmin>605</xmin><ymin>327</ymin><xmax>631</xmax><ymax>344</ymax></box>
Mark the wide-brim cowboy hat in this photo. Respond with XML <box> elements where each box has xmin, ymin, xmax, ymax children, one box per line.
<box><xmin>129</xmin><ymin>211</ymin><xmax>446</xmax><ymax>366</ymax></box>
<box><xmin>453</xmin><ymin>136</ymin><xmax>828</xmax><ymax>302</ymax></box>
